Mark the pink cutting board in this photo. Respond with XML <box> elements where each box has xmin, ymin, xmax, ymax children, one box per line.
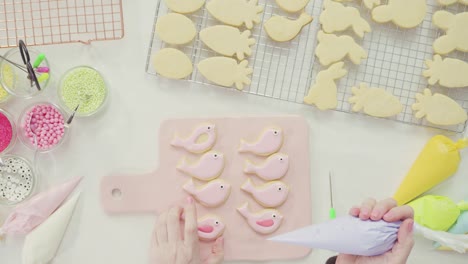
<box><xmin>100</xmin><ymin>116</ymin><xmax>312</xmax><ymax>261</ymax></box>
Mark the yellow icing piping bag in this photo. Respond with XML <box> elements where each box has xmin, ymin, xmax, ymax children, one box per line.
<box><xmin>329</xmin><ymin>171</ymin><xmax>336</xmax><ymax>220</ymax></box>
<box><xmin>393</xmin><ymin>135</ymin><xmax>468</xmax><ymax>205</ymax></box>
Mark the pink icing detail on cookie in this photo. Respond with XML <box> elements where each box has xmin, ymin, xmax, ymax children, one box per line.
<box><xmin>241</xmin><ymin>179</ymin><xmax>289</xmax><ymax>208</ymax></box>
<box><xmin>177</xmin><ymin>151</ymin><xmax>225</xmax><ymax>181</ymax></box>
<box><xmin>244</xmin><ymin>153</ymin><xmax>289</xmax><ymax>180</ymax></box>
<box><xmin>256</xmin><ymin>219</ymin><xmax>274</xmax><ymax>227</ymax></box>
<box><xmin>198</xmin><ymin>225</ymin><xmax>214</xmax><ymax>233</ymax></box>
<box><xmin>197</xmin><ymin>215</ymin><xmax>225</xmax><ymax>241</ymax></box>
<box><xmin>171</xmin><ymin>124</ymin><xmax>216</xmax><ymax>153</ymax></box>
<box><xmin>183</xmin><ymin>179</ymin><xmax>231</xmax><ymax>207</ymax></box>
<box><xmin>237</xmin><ymin>202</ymin><xmax>283</xmax><ymax>235</ymax></box>
<box><xmin>238</xmin><ymin>127</ymin><xmax>283</xmax><ymax>156</ymax></box>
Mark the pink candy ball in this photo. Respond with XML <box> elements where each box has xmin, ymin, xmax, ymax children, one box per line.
<box><xmin>23</xmin><ymin>104</ymin><xmax>65</xmax><ymax>150</ymax></box>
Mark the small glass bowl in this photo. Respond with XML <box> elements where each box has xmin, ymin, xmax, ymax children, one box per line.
<box><xmin>0</xmin><ymin>48</ymin><xmax>51</xmax><ymax>98</ymax></box>
<box><xmin>0</xmin><ymin>108</ymin><xmax>16</xmax><ymax>155</ymax></box>
<box><xmin>18</xmin><ymin>102</ymin><xmax>69</xmax><ymax>153</ymax></box>
<box><xmin>58</xmin><ymin>65</ymin><xmax>109</xmax><ymax>117</ymax></box>
<box><xmin>0</xmin><ymin>154</ymin><xmax>36</xmax><ymax>206</ymax></box>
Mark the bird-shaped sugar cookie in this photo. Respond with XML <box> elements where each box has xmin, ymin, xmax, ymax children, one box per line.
<box><xmin>239</xmin><ymin>127</ymin><xmax>283</xmax><ymax>156</ymax></box>
<box><xmin>320</xmin><ymin>0</ymin><xmax>371</xmax><ymax>38</ymax></box>
<box><xmin>206</xmin><ymin>0</ymin><xmax>264</xmax><ymax>29</ymax></box>
<box><xmin>433</xmin><ymin>11</ymin><xmax>468</xmax><ymax>55</ymax></box>
<box><xmin>171</xmin><ymin>123</ymin><xmax>216</xmax><ymax>153</ymax></box>
<box><xmin>371</xmin><ymin>0</ymin><xmax>427</xmax><ymax>29</ymax></box>
<box><xmin>264</xmin><ymin>13</ymin><xmax>313</xmax><ymax>42</ymax></box>
<box><xmin>183</xmin><ymin>179</ymin><xmax>231</xmax><ymax>207</ymax></box>
<box><xmin>237</xmin><ymin>202</ymin><xmax>284</xmax><ymax>235</ymax></box>
<box><xmin>244</xmin><ymin>153</ymin><xmax>289</xmax><ymax>181</ymax></box>
<box><xmin>197</xmin><ymin>215</ymin><xmax>225</xmax><ymax>241</ymax></box>
<box><xmin>304</xmin><ymin>62</ymin><xmax>348</xmax><ymax>110</ymax></box>
<box><xmin>315</xmin><ymin>31</ymin><xmax>367</xmax><ymax>66</ymax></box>
<box><xmin>177</xmin><ymin>151</ymin><xmax>225</xmax><ymax>181</ymax></box>
<box><xmin>242</xmin><ymin>179</ymin><xmax>290</xmax><ymax>208</ymax></box>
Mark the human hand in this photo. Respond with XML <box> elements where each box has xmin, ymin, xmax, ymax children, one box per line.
<box><xmin>150</xmin><ymin>197</ymin><xmax>224</xmax><ymax>264</ymax></box>
<box><xmin>336</xmin><ymin>198</ymin><xmax>414</xmax><ymax>264</ymax></box>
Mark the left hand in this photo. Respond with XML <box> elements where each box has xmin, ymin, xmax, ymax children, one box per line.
<box><xmin>150</xmin><ymin>197</ymin><xmax>224</xmax><ymax>264</ymax></box>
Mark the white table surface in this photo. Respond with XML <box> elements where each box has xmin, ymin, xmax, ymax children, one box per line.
<box><xmin>1</xmin><ymin>1</ymin><xmax>467</xmax><ymax>263</ymax></box>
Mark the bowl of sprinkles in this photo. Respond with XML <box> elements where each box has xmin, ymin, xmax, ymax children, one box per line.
<box><xmin>19</xmin><ymin>103</ymin><xmax>67</xmax><ymax>152</ymax></box>
<box><xmin>0</xmin><ymin>48</ymin><xmax>50</xmax><ymax>98</ymax></box>
<box><xmin>0</xmin><ymin>155</ymin><xmax>35</xmax><ymax>205</ymax></box>
<box><xmin>0</xmin><ymin>109</ymin><xmax>16</xmax><ymax>155</ymax></box>
<box><xmin>59</xmin><ymin>66</ymin><xmax>108</xmax><ymax>117</ymax></box>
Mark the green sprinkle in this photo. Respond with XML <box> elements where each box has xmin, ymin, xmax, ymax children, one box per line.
<box><xmin>60</xmin><ymin>66</ymin><xmax>107</xmax><ymax>115</ymax></box>
<box><xmin>0</xmin><ymin>64</ymin><xmax>14</xmax><ymax>100</ymax></box>
<box><xmin>33</xmin><ymin>53</ymin><xmax>46</xmax><ymax>68</ymax></box>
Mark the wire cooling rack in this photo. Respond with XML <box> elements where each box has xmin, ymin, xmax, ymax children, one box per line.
<box><xmin>0</xmin><ymin>0</ymin><xmax>124</xmax><ymax>48</ymax></box>
<box><xmin>146</xmin><ymin>0</ymin><xmax>468</xmax><ymax>133</ymax></box>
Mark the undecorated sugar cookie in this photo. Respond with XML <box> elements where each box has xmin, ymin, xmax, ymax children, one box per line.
<box><xmin>372</xmin><ymin>0</ymin><xmax>427</xmax><ymax>29</ymax></box>
<box><xmin>334</xmin><ymin>0</ymin><xmax>382</xmax><ymax>10</ymax></box>
<box><xmin>304</xmin><ymin>62</ymin><xmax>348</xmax><ymax>110</ymax></box>
<box><xmin>437</xmin><ymin>0</ymin><xmax>468</xmax><ymax>6</ymax></box>
<box><xmin>239</xmin><ymin>127</ymin><xmax>283</xmax><ymax>156</ymax></box>
<box><xmin>171</xmin><ymin>123</ymin><xmax>216</xmax><ymax>153</ymax></box>
<box><xmin>244</xmin><ymin>153</ymin><xmax>289</xmax><ymax>181</ymax></box>
<box><xmin>164</xmin><ymin>0</ymin><xmax>206</xmax><ymax>14</ymax></box>
<box><xmin>206</xmin><ymin>0</ymin><xmax>264</xmax><ymax>29</ymax></box>
<box><xmin>200</xmin><ymin>25</ymin><xmax>256</xmax><ymax>60</ymax></box>
<box><xmin>275</xmin><ymin>0</ymin><xmax>310</xmax><ymax>13</ymax></box>
<box><xmin>196</xmin><ymin>215</ymin><xmax>225</xmax><ymax>241</ymax></box>
<box><xmin>320</xmin><ymin>0</ymin><xmax>371</xmax><ymax>38</ymax></box>
<box><xmin>412</xmin><ymin>89</ymin><xmax>467</xmax><ymax>126</ymax></box>
<box><xmin>241</xmin><ymin>179</ymin><xmax>290</xmax><ymax>208</ymax></box>
<box><xmin>153</xmin><ymin>48</ymin><xmax>193</xmax><ymax>79</ymax></box>
<box><xmin>264</xmin><ymin>13</ymin><xmax>313</xmax><ymax>42</ymax></box>
<box><xmin>315</xmin><ymin>31</ymin><xmax>367</xmax><ymax>66</ymax></box>
<box><xmin>349</xmin><ymin>83</ymin><xmax>403</xmax><ymax>118</ymax></box>
<box><xmin>433</xmin><ymin>11</ymin><xmax>468</xmax><ymax>55</ymax></box>
<box><xmin>183</xmin><ymin>179</ymin><xmax>231</xmax><ymax>207</ymax></box>
<box><xmin>177</xmin><ymin>151</ymin><xmax>225</xmax><ymax>181</ymax></box>
<box><xmin>197</xmin><ymin>57</ymin><xmax>253</xmax><ymax>90</ymax></box>
<box><xmin>155</xmin><ymin>13</ymin><xmax>196</xmax><ymax>45</ymax></box>
<box><xmin>237</xmin><ymin>202</ymin><xmax>283</xmax><ymax>235</ymax></box>
<box><xmin>423</xmin><ymin>55</ymin><xmax>468</xmax><ymax>88</ymax></box>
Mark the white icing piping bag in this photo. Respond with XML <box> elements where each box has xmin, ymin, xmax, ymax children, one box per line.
<box><xmin>414</xmin><ymin>223</ymin><xmax>468</xmax><ymax>253</ymax></box>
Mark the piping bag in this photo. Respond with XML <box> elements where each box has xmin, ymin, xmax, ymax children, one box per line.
<box><xmin>393</xmin><ymin>135</ymin><xmax>467</xmax><ymax>205</ymax></box>
<box><xmin>0</xmin><ymin>176</ymin><xmax>82</xmax><ymax>238</ymax></box>
<box><xmin>269</xmin><ymin>216</ymin><xmax>468</xmax><ymax>256</ymax></box>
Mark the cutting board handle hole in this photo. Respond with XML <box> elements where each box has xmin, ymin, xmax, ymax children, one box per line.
<box><xmin>112</xmin><ymin>188</ymin><xmax>122</xmax><ymax>200</ymax></box>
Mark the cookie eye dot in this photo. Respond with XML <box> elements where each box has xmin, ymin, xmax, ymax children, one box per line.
<box><xmin>278</xmin><ymin>187</ymin><xmax>282</xmax><ymax>191</ymax></box>
<box><xmin>273</xmin><ymin>214</ymin><xmax>276</xmax><ymax>218</ymax></box>
<box><xmin>220</xmin><ymin>185</ymin><xmax>224</xmax><ymax>189</ymax></box>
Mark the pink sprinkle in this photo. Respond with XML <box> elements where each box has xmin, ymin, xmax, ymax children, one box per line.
<box><xmin>0</xmin><ymin>112</ymin><xmax>13</xmax><ymax>153</ymax></box>
<box><xmin>23</xmin><ymin>104</ymin><xmax>65</xmax><ymax>150</ymax></box>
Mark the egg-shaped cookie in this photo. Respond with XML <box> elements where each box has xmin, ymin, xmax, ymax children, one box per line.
<box><xmin>153</xmin><ymin>48</ymin><xmax>193</xmax><ymax>79</ymax></box>
<box><xmin>156</xmin><ymin>13</ymin><xmax>196</xmax><ymax>45</ymax></box>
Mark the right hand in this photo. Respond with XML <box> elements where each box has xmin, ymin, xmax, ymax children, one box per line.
<box><xmin>336</xmin><ymin>198</ymin><xmax>415</xmax><ymax>264</ymax></box>
<box><xmin>150</xmin><ymin>197</ymin><xmax>224</xmax><ymax>264</ymax></box>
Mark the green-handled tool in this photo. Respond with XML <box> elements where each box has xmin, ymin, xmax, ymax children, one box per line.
<box><xmin>329</xmin><ymin>171</ymin><xmax>336</xmax><ymax>219</ymax></box>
